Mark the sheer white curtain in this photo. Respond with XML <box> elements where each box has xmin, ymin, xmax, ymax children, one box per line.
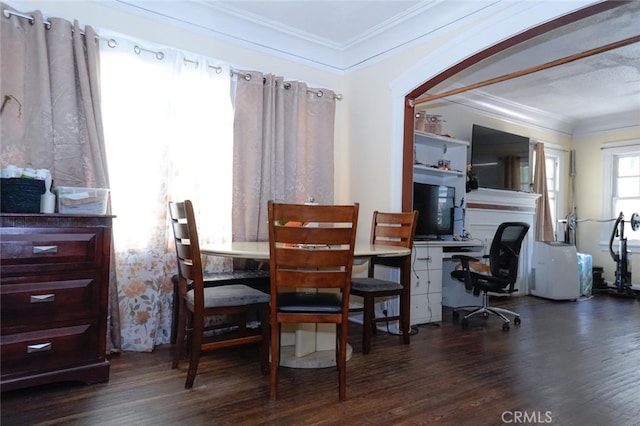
<box><xmin>99</xmin><ymin>38</ymin><xmax>233</xmax><ymax>351</ymax></box>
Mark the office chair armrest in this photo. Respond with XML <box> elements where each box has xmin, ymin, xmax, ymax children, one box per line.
<box><xmin>451</xmin><ymin>254</ymin><xmax>481</xmax><ymax>291</ymax></box>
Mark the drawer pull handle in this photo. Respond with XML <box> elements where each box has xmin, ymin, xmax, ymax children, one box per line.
<box><xmin>417</xmin><ymin>257</ymin><xmax>432</xmax><ymax>262</ymax></box>
<box><xmin>27</xmin><ymin>343</ymin><xmax>52</xmax><ymax>353</ymax></box>
<box><xmin>30</xmin><ymin>294</ymin><xmax>55</xmax><ymax>303</ymax></box>
<box><xmin>33</xmin><ymin>245</ymin><xmax>58</xmax><ymax>254</ymax></box>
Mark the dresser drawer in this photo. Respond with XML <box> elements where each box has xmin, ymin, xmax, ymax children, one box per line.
<box><xmin>1</xmin><ymin>323</ymin><xmax>99</xmax><ymax>376</ymax></box>
<box><xmin>1</xmin><ymin>275</ymin><xmax>100</xmax><ymax>328</ymax></box>
<box><xmin>0</xmin><ymin>228</ymin><xmax>102</xmax><ymax>269</ymax></box>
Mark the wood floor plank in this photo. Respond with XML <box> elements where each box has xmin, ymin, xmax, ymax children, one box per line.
<box><xmin>2</xmin><ymin>295</ymin><xmax>639</xmax><ymax>425</ymax></box>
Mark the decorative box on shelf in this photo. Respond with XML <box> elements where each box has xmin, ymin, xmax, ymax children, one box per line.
<box><xmin>55</xmin><ymin>187</ymin><xmax>109</xmax><ymax>215</ymax></box>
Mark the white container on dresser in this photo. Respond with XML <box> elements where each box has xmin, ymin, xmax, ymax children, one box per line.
<box><xmin>0</xmin><ymin>213</ymin><xmax>113</xmax><ymax>392</ymax></box>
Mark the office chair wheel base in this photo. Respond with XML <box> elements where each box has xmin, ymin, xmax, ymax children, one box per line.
<box><xmin>514</xmin><ymin>317</ymin><xmax>521</xmax><ymax>326</ymax></box>
<box><xmin>502</xmin><ymin>322</ymin><xmax>510</xmax><ymax>331</ymax></box>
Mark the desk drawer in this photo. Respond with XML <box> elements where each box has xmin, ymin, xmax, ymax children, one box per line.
<box><xmin>412</xmin><ymin>246</ymin><xmax>442</xmax><ymax>271</ymax></box>
<box><xmin>1</xmin><ymin>323</ymin><xmax>98</xmax><ymax>375</ymax></box>
<box><xmin>412</xmin><ymin>269</ymin><xmax>442</xmax><ymax>295</ymax></box>
<box><xmin>1</xmin><ymin>275</ymin><xmax>99</xmax><ymax>327</ymax></box>
<box><xmin>0</xmin><ymin>229</ymin><xmax>102</xmax><ymax>268</ymax></box>
<box><xmin>411</xmin><ymin>293</ymin><xmax>442</xmax><ymax>324</ymax></box>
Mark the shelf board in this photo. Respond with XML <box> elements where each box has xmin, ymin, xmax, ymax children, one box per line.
<box><xmin>414</xmin><ymin>131</ymin><xmax>470</xmax><ymax>147</ymax></box>
<box><xmin>413</xmin><ymin>164</ymin><xmax>465</xmax><ymax>177</ymax></box>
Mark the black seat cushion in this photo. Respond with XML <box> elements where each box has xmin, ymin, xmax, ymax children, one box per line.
<box><xmin>351</xmin><ymin>277</ymin><xmax>403</xmax><ymax>293</ymax></box>
<box><xmin>277</xmin><ymin>292</ymin><xmax>342</xmax><ymax>313</ymax></box>
<box><xmin>450</xmin><ymin>270</ymin><xmax>512</xmax><ymax>294</ymax></box>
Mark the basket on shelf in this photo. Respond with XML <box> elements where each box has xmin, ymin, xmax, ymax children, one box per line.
<box><xmin>0</xmin><ymin>178</ymin><xmax>46</xmax><ymax>213</ymax></box>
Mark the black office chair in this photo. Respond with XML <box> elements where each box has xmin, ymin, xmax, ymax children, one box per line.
<box><xmin>450</xmin><ymin>222</ymin><xmax>530</xmax><ymax>331</ymax></box>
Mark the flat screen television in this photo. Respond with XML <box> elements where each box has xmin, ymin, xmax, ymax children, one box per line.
<box><xmin>413</xmin><ymin>182</ymin><xmax>455</xmax><ymax>241</ymax></box>
<box><xmin>471</xmin><ymin>124</ymin><xmax>531</xmax><ymax>191</ymax></box>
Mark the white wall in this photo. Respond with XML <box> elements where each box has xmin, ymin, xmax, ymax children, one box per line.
<box><xmin>7</xmin><ymin>0</ymin><xmax>605</xmax><ymax>249</ymax></box>
<box><xmin>573</xmin><ymin>128</ymin><xmax>640</xmax><ymax>284</ymax></box>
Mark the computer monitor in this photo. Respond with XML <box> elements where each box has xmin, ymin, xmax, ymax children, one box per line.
<box><xmin>413</xmin><ymin>182</ymin><xmax>455</xmax><ymax>241</ymax></box>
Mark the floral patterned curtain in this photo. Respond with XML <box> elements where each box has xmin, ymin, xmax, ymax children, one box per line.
<box><xmin>99</xmin><ymin>37</ymin><xmax>234</xmax><ymax>351</ymax></box>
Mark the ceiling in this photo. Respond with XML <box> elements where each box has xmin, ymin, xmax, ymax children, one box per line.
<box><xmin>109</xmin><ymin>1</ymin><xmax>640</xmax><ymax>130</ymax></box>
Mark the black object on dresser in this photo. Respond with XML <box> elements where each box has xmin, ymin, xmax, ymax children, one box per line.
<box><xmin>0</xmin><ymin>214</ymin><xmax>113</xmax><ymax>392</ymax></box>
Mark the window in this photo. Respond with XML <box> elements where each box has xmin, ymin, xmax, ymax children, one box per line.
<box><xmin>602</xmin><ymin>142</ymin><xmax>640</xmax><ymax>247</ymax></box>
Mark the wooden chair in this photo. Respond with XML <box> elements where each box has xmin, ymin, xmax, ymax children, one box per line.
<box><xmin>267</xmin><ymin>200</ymin><xmax>359</xmax><ymax>401</ymax></box>
<box><xmin>350</xmin><ymin>211</ymin><xmax>418</xmax><ymax>354</ymax></box>
<box><xmin>168</xmin><ymin>200</ymin><xmax>270</xmax><ymax>388</ymax></box>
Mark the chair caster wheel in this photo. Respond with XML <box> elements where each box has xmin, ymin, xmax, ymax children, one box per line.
<box><xmin>502</xmin><ymin>323</ymin><xmax>510</xmax><ymax>331</ymax></box>
<box><xmin>514</xmin><ymin>317</ymin><xmax>521</xmax><ymax>326</ymax></box>
<box><xmin>461</xmin><ymin>318</ymin><xmax>469</xmax><ymax>329</ymax></box>
<box><xmin>482</xmin><ymin>311</ymin><xmax>489</xmax><ymax>318</ymax></box>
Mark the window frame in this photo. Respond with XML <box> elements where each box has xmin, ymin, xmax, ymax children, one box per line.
<box><xmin>601</xmin><ymin>141</ymin><xmax>640</xmax><ymax>249</ymax></box>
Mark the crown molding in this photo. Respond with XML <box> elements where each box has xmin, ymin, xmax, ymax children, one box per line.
<box><xmin>104</xmin><ymin>0</ymin><xmax>500</xmax><ymax>73</ymax></box>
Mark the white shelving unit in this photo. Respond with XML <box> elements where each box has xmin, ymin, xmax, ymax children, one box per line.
<box><xmin>413</xmin><ymin>131</ymin><xmax>470</xmax><ymax>206</ymax></box>
<box><xmin>409</xmin><ymin>131</ymin><xmax>471</xmax><ymax>323</ymax></box>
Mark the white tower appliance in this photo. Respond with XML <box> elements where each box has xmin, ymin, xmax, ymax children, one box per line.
<box><xmin>532</xmin><ymin>241</ymin><xmax>580</xmax><ymax>300</ymax></box>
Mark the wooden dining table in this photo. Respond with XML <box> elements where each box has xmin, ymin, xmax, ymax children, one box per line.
<box><xmin>200</xmin><ymin>241</ymin><xmax>411</xmax><ymax>368</ymax></box>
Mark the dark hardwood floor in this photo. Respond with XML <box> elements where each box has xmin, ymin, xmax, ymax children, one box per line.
<box><xmin>2</xmin><ymin>295</ymin><xmax>639</xmax><ymax>425</ymax></box>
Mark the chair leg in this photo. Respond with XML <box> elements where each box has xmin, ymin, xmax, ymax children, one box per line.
<box><xmin>338</xmin><ymin>321</ymin><xmax>348</xmax><ymax>402</ymax></box>
<box><xmin>172</xmin><ymin>299</ymin><xmax>187</xmax><ymax>369</ymax></box>
<box><xmin>185</xmin><ymin>320</ymin><xmax>203</xmax><ymax>389</ymax></box>
<box><xmin>490</xmin><ymin>306</ymin><xmax>520</xmax><ymax>320</ymax></box>
<box><xmin>259</xmin><ymin>305</ymin><xmax>269</xmax><ymax>375</ymax></box>
<box><xmin>455</xmin><ymin>292</ymin><xmax>519</xmax><ymax>327</ymax></box>
<box><xmin>269</xmin><ymin>321</ymin><xmax>280</xmax><ymax>400</ymax></box>
<box><xmin>362</xmin><ymin>295</ymin><xmax>375</xmax><ymax>354</ymax></box>
<box><xmin>400</xmin><ymin>288</ymin><xmax>410</xmax><ymax>344</ymax></box>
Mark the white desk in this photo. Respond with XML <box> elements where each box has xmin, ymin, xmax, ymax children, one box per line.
<box><xmin>200</xmin><ymin>241</ymin><xmax>410</xmax><ymax>368</ymax></box>
<box><xmin>410</xmin><ymin>240</ymin><xmax>485</xmax><ymax>325</ymax></box>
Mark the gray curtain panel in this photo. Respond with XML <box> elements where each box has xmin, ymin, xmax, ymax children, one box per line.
<box><xmin>0</xmin><ymin>4</ymin><xmax>120</xmax><ymax>352</ymax></box>
<box><xmin>231</xmin><ymin>71</ymin><xmax>336</xmax><ymax>242</ymax></box>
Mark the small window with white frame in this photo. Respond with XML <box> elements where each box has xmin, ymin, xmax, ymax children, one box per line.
<box><xmin>602</xmin><ymin>142</ymin><xmax>640</xmax><ymax>247</ymax></box>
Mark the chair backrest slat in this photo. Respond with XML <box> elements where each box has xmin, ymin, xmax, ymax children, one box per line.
<box><xmin>268</xmin><ymin>201</ymin><xmax>358</xmax><ymax>297</ymax></box>
<box><xmin>168</xmin><ymin>200</ymin><xmax>204</xmax><ymax>308</ymax></box>
<box><xmin>370</xmin><ymin>211</ymin><xmax>418</xmax><ymax>248</ymax></box>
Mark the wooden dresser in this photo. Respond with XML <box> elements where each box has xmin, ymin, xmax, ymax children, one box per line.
<box><xmin>0</xmin><ymin>214</ymin><xmax>113</xmax><ymax>392</ymax></box>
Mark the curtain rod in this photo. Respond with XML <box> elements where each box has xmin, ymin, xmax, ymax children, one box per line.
<box><xmin>231</xmin><ymin>69</ymin><xmax>343</xmax><ymax>101</ymax></box>
<box><xmin>3</xmin><ymin>8</ymin><xmax>115</xmax><ymax>44</ymax></box>
<box><xmin>4</xmin><ymin>8</ymin><xmax>343</xmax><ymax>101</ymax></box>
<box><xmin>3</xmin><ymin>8</ymin><xmax>51</xmax><ymax>28</ymax></box>
<box><xmin>413</xmin><ymin>34</ymin><xmax>640</xmax><ymax>107</ymax></box>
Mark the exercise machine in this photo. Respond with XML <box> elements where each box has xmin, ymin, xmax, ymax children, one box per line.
<box><xmin>608</xmin><ymin>211</ymin><xmax>639</xmax><ymax>299</ymax></box>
